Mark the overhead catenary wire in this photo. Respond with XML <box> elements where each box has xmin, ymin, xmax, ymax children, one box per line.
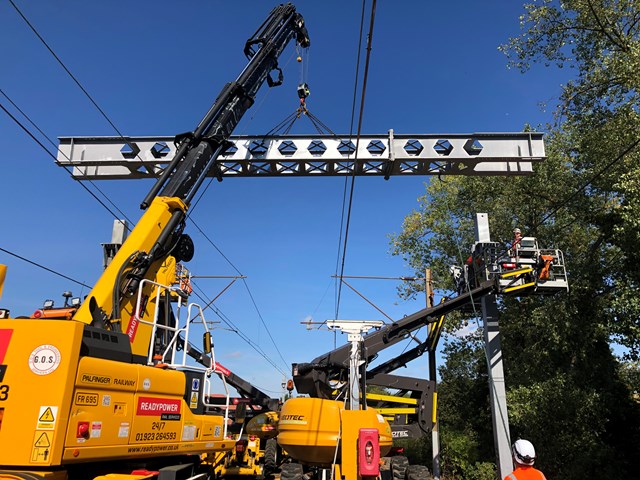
<box><xmin>187</xmin><ymin>217</ymin><xmax>291</xmax><ymax>373</ymax></box>
<box><xmin>335</xmin><ymin>0</ymin><xmax>378</xmax><ymax>319</ymax></box>
<box><xmin>0</xmin><ymin>101</ymin><xmax>130</xmax><ymax>225</ymax></box>
<box><xmin>0</xmin><ymin>246</ymin><xmax>91</xmax><ymax>289</ymax></box>
<box><xmin>0</xmin><ymin>89</ymin><xmax>134</xmax><ymax>227</ymax></box>
<box><xmin>190</xmin><ymin>282</ymin><xmax>288</xmax><ymax>378</ymax></box>
<box><xmin>333</xmin><ymin>0</ymin><xmax>369</xmax><ymax>325</ymax></box>
<box><xmin>8</xmin><ymin>0</ymin><xmax>144</xmax><ymax>166</ymax></box>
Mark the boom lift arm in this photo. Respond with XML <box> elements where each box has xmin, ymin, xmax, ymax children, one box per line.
<box><xmin>288</xmin><ymin>282</ymin><xmax>493</xmax><ymax>441</ymax></box>
<box><xmin>292</xmin><ymin>280</ymin><xmax>495</xmax><ymax>399</ymax></box>
<box><xmin>71</xmin><ymin>4</ymin><xmax>310</xmax><ymax>361</ymax></box>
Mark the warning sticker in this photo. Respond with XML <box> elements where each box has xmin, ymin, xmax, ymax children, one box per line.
<box><xmin>118</xmin><ymin>422</ymin><xmax>130</xmax><ymax>438</ymax></box>
<box><xmin>28</xmin><ymin>345</ymin><xmax>61</xmax><ymax>375</ymax></box>
<box><xmin>189</xmin><ymin>392</ymin><xmax>199</xmax><ymax>409</ymax></box>
<box><xmin>36</xmin><ymin>406</ymin><xmax>58</xmax><ymax>430</ymax></box>
<box><xmin>31</xmin><ymin>431</ymin><xmax>51</xmax><ymax>464</ymax></box>
<box><xmin>91</xmin><ymin>421</ymin><xmax>102</xmax><ymax>438</ymax></box>
<box><xmin>35</xmin><ymin>431</ymin><xmax>51</xmax><ymax>447</ymax></box>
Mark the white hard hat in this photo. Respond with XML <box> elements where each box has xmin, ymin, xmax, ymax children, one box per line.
<box><xmin>513</xmin><ymin>228</ymin><xmax>522</xmax><ymax>234</ymax></box>
<box><xmin>512</xmin><ymin>439</ymin><xmax>536</xmax><ymax>466</ymax></box>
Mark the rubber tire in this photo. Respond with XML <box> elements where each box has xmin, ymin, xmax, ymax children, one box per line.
<box><xmin>263</xmin><ymin>438</ymin><xmax>278</xmax><ymax>473</ymax></box>
<box><xmin>406</xmin><ymin>464</ymin><xmax>432</xmax><ymax>480</ymax></box>
<box><xmin>280</xmin><ymin>462</ymin><xmax>304</xmax><ymax>480</ymax></box>
<box><xmin>390</xmin><ymin>456</ymin><xmax>409</xmax><ymax>480</ymax></box>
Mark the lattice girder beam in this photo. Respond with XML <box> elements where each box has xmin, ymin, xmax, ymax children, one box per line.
<box><xmin>56</xmin><ymin>130</ymin><xmax>545</xmax><ymax>180</ymax></box>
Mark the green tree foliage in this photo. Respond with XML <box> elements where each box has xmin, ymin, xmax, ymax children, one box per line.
<box><xmin>501</xmin><ymin>0</ymin><xmax>640</xmax><ymax>356</ymax></box>
<box><xmin>390</xmin><ymin>1</ymin><xmax>640</xmax><ymax>478</ymax></box>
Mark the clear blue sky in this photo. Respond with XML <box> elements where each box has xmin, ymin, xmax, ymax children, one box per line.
<box><xmin>0</xmin><ymin>1</ymin><xmax>565</xmax><ymax>396</ymax></box>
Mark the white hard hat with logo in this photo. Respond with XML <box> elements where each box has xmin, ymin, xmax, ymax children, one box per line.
<box><xmin>512</xmin><ymin>439</ymin><xmax>536</xmax><ymax>466</ymax></box>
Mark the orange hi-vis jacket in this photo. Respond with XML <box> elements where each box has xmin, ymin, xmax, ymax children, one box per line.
<box><xmin>504</xmin><ymin>465</ymin><xmax>547</xmax><ymax>480</ymax></box>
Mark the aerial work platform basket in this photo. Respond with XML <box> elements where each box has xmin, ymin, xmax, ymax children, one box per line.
<box><xmin>454</xmin><ymin>237</ymin><xmax>569</xmax><ymax>297</ymax></box>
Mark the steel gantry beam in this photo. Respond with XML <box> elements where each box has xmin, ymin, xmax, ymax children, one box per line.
<box><xmin>56</xmin><ymin>130</ymin><xmax>545</xmax><ymax>180</ymax></box>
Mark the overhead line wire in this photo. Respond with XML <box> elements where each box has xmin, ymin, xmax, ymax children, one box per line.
<box><xmin>0</xmin><ymin>246</ymin><xmax>91</xmax><ymax>289</ymax></box>
<box><xmin>0</xmin><ymin>101</ymin><xmax>129</xmax><ymax>225</ymax></box>
<box><xmin>334</xmin><ymin>0</ymin><xmax>368</xmax><ymax>323</ymax></box>
<box><xmin>8</xmin><ymin>0</ymin><xmax>143</xmax><ymax>164</ymax></box>
<box><xmin>0</xmin><ymin>89</ymin><xmax>133</xmax><ymax>226</ymax></box>
<box><xmin>188</xmin><ymin>217</ymin><xmax>291</xmax><ymax>373</ymax></box>
<box><xmin>190</xmin><ymin>282</ymin><xmax>288</xmax><ymax>377</ymax></box>
<box><xmin>335</xmin><ymin>0</ymin><xmax>378</xmax><ymax>318</ymax></box>
<box><xmin>189</xmin><ymin>219</ymin><xmax>243</xmax><ymax>276</ymax></box>
<box><xmin>240</xmin><ymin>278</ymin><xmax>290</xmax><ymax>370</ymax></box>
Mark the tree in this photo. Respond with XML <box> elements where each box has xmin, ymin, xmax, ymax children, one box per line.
<box><xmin>390</xmin><ymin>2</ymin><xmax>640</xmax><ymax>477</ymax></box>
<box><xmin>501</xmin><ymin>0</ymin><xmax>640</xmax><ymax>357</ymax></box>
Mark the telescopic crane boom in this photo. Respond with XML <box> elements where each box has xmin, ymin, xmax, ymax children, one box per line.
<box><xmin>71</xmin><ymin>4</ymin><xmax>310</xmax><ymax>362</ymax></box>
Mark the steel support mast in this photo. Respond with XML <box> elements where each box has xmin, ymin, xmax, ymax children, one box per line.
<box><xmin>474</xmin><ymin>213</ymin><xmax>512</xmax><ymax>478</ymax></box>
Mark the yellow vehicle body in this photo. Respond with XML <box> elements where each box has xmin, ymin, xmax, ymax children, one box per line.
<box><xmin>0</xmin><ymin>319</ymin><xmax>234</xmax><ymax>478</ymax></box>
<box><xmin>0</xmin><ymin>4</ymin><xmax>313</xmax><ymax>479</ymax></box>
<box><xmin>277</xmin><ymin>397</ymin><xmax>393</xmax><ymax>478</ymax></box>
<box><xmin>73</xmin><ymin>197</ymin><xmax>186</xmax><ymax>359</ymax></box>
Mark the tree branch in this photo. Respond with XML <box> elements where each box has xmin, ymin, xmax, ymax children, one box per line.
<box><xmin>586</xmin><ymin>0</ymin><xmax>629</xmax><ymax>51</ymax></box>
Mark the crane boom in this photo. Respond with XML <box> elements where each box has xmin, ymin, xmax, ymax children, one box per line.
<box><xmin>292</xmin><ymin>280</ymin><xmax>495</xmax><ymax>399</ymax></box>
<box><xmin>143</xmin><ymin>3</ymin><xmax>309</xmax><ymax>208</ymax></box>
<box><xmin>71</xmin><ymin>3</ymin><xmax>309</xmax><ymax>361</ymax></box>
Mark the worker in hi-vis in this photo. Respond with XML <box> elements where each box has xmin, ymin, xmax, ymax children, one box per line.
<box><xmin>504</xmin><ymin>439</ymin><xmax>547</xmax><ymax>480</ymax></box>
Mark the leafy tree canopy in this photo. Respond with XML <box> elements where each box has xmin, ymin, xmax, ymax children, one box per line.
<box><xmin>390</xmin><ymin>1</ymin><xmax>640</xmax><ymax>477</ymax></box>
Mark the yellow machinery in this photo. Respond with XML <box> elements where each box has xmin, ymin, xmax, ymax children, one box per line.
<box><xmin>286</xmin><ymin>292</ymin><xmax>502</xmax><ymax>480</ymax></box>
<box><xmin>0</xmin><ymin>5</ymin><xmax>310</xmax><ymax>480</ymax></box>
<box><xmin>453</xmin><ymin>237</ymin><xmax>569</xmax><ymax>298</ymax></box>
<box><xmin>277</xmin><ymin>398</ymin><xmax>393</xmax><ymax>480</ymax></box>
<box><xmin>276</xmin><ymin>321</ymin><xmax>397</xmax><ymax>480</ymax></box>
<box><xmin>206</xmin><ymin>381</ymin><xmax>281</xmax><ymax>479</ymax></box>
<box><xmin>0</xmin><ymin>291</ymin><xmax>235</xmax><ymax>480</ymax></box>
<box><xmin>212</xmin><ymin>436</ymin><xmax>277</xmax><ymax>480</ymax></box>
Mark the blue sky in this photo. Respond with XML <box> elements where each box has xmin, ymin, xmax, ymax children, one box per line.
<box><xmin>0</xmin><ymin>1</ymin><xmax>566</xmax><ymax>396</ymax></box>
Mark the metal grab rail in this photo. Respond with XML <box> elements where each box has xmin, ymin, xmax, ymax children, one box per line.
<box><xmin>132</xmin><ymin>279</ymin><xmax>231</xmax><ymax>438</ymax></box>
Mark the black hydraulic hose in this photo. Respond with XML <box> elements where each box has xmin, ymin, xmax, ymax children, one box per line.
<box><xmin>111</xmin><ymin>251</ymin><xmax>139</xmax><ymax>322</ymax></box>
